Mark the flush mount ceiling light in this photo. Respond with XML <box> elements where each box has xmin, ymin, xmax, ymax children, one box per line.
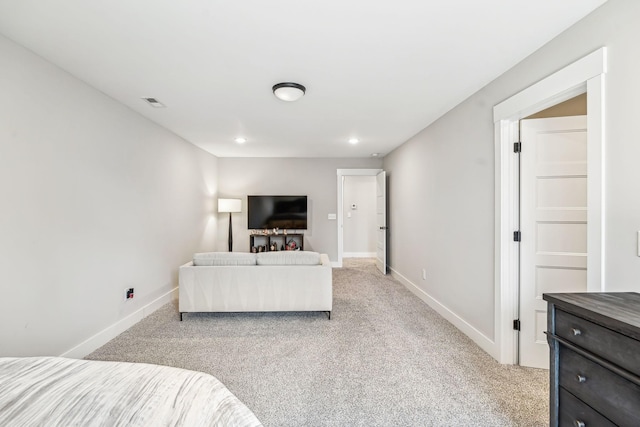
<box><xmin>348</xmin><ymin>138</ymin><xmax>360</xmax><ymax>144</ymax></box>
<box><xmin>272</xmin><ymin>82</ymin><xmax>306</xmax><ymax>102</ymax></box>
<box><xmin>234</xmin><ymin>137</ymin><xmax>247</xmax><ymax>144</ymax></box>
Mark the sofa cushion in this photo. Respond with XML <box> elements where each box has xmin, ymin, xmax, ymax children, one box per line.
<box><xmin>256</xmin><ymin>251</ymin><xmax>322</xmax><ymax>266</ymax></box>
<box><xmin>193</xmin><ymin>252</ymin><xmax>257</xmax><ymax>266</ymax></box>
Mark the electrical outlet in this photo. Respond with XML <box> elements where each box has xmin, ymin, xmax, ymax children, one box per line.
<box><xmin>125</xmin><ymin>287</ymin><xmax>134</xmax><ymax>301</ymax></box>
<box><xmin>422</xmin><ymin>269</ymin><xmax>427</xmax><ymax>280</ymax></box>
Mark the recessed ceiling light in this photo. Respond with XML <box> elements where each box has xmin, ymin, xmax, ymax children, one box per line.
<box><xmin>234</xmin><ymin>137</ymin><xmax>247</xmax><ymax>144</ymax></box>
<box><xmin>348</xmin><ymin>138</ymin><xmax>359</xmax><ymax>144</ymax></box>
<box><xmin>272</xmin><ymin>82</ymin><xmax>306</xmax><ymax>102</ymax></box>
<box><xmin>142</xmin><ymin>97</ymin><xmax>166</xmax><ymax>108</ymax></box>
<box><xmin>371</xmin><ymin>153</ymin><xmax>380</xmax><ymax>157</ymax></box>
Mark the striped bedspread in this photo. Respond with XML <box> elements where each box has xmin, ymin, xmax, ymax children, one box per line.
<box><xmin>0</xmin><ymin>357</ymin><xmax>262</xmax><ymax>427</ymax></box>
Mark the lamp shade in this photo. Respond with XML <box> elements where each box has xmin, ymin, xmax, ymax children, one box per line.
<box><xmin>218</xmin><ymin>198</ymin><xmax>242</xmax><ymax>213</ymax></box>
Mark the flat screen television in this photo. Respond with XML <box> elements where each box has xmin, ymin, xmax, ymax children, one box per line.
<box><xmin>248</xmin><ymin>195</ymin><xmax>308</xmax><ymax>230</ymax></box>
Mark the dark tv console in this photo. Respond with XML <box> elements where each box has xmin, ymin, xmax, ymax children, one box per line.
<box><xmin>250</xmin><ymin>233</ymin><xmax>304</xmax><ymax>252</ymax></box>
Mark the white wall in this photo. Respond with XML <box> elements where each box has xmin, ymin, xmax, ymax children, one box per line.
<box><xmin>383</xmin><ymin>0</ymin><xmax>640</xmax><ymax>353</ymax></box>
<box><xmin>0</xmin><ymin>34</ymin><xmax>219</xmax><ymax>357</ymax></box>
<box><xmin>343</xmin><ymin>176</ymin><xmax>377</xmax><ymax>256</ymax></box>
<box><xmin>217</xmin><ymin>158</ymin><xmax>382</xmax><ymax>260</ymax></box>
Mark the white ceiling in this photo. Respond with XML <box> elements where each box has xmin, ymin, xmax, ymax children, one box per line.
<box><xmin>0</xmin><ymin>0</ymin><xmax>607</xmax><ymax>158</ymax></box>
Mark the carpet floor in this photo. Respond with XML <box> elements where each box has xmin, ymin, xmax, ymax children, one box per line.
<box><xmin>87</xmin><ymin>258</ymin><xmax>548</xmax><ymax>426</ymax></box>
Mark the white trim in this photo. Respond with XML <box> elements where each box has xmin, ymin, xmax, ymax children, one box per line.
<box><xmin>493</xmin><ymin>48</ymin><xmax>606</xmax><ymax>121</ymax></box>
<box><xmin>336</xmin><ymin>169</ymin><xmax>383</xmax><ymax>176</ymax></box>
<box><xmin>586</xmin><ymin>73</ymin><xmax>606</xmax><ymax>291</ymax></box>
<box><xmin>60</xmin><ymin>287</ymin><xmax>179</xmax><ymax>359</ymax></box>
<box><xmin>493</xmin><ymin>47</ymin><xmax>606</xmax><ymax>364</ymax></box>
<box><xmin>390</xmin><ymin>267</ymin><xmax>496</xmax><ymax>359</ymax></box>
<box><xmin>336</xmin><ymin>169</ymin><xmax>383</xmax><ymax>268</ymax></box>
<box><xmin>494</xmin><ymin>120</ymin><xmax>521</xmax><ymax>364</ymax></box>
<box><xmin>344</xmin><ymin>252</ymin><xmax>376</xmax><ymax>258</ymax></box>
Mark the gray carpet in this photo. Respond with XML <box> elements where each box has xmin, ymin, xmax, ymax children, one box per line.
<box><xmin>87</xmin><ymin>258</ymin><xmax>548</xmax><ymax>426</ymax></box>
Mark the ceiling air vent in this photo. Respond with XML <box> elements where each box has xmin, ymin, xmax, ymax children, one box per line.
<box><xmin>142</xmin><ymin>97</ymin><xmax>166</xmax><ymax>108</ymax></box>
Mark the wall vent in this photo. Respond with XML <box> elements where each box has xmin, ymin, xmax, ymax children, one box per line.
<box><xmin>142</xmin><ymin>97</ymin><xmax>166</xmax><ymax>108</ymax></box>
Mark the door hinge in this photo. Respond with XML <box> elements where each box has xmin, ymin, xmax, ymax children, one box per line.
<box><xmin>513</xmin><ymin>142</ymin><xmax>522</xmax><ymax>153</ymax></box>
<box><xmin>513</xmin><ymin>231</ymin><xmax>521</xmax><ymax>242</ymax></box>
<box><xmin>513</xmin><ymin>319</ymin><xmax>521</xmax><ymax>331</ymax></box>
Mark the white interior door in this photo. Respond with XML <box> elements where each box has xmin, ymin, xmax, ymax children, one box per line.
<box><xmin>376</xmin><ymin>171</ymin><xmax>387</xmax><ymax>274</ymax></box>
<box><xmin>520</xmin><ymin>115</ymin><xmax>588</xmax><ymax>369</ymax></box>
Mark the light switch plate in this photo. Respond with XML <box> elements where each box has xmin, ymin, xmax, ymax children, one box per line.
<box><xmin>328</xmin><ymin>213</ymin><xmax>337</xmax><ymax>220</ymax></box>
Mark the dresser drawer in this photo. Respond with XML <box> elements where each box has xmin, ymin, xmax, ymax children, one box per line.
<box><xmin>559</xmin><ymin>388</ymin><xmax>615</xmax><ymax>427</ymax></box>
<box><xmin>559</xmin><ymin>345</ymin><xmax>640</xmax><ymax>426</ymax></box>
<box><xmin>556</xmin><ymin>308</ymin><xmax>640</xmax><ymax>377</ymax></box>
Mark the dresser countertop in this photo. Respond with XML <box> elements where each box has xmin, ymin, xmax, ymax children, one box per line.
<box><xmin>543</xmin><ymin>292</ymin><xmax>640</xmax><ymax>340</ymax></box>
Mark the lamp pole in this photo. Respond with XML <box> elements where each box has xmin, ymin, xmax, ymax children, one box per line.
<box><xmin>218</xmin><ymin>198</ymin><xmax>241</xmax><ymax>253</ymax></box>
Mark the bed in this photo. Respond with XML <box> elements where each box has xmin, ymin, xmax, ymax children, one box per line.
<box><xmin>0</xmin><ymin>357</ymin><xmax>262</xmax><ymax>427</ymax></box>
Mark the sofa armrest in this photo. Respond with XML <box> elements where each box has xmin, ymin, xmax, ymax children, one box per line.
<box><xmin>320</xmin><ymin>254</ymin><xmax>331</xmax><ymax>267</ymax></box>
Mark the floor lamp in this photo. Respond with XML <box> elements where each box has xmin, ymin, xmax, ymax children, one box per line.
<box><xmin>218</xmin><ymin>198</ymin><xmax>242</xmax><ymax>252</ymax></box>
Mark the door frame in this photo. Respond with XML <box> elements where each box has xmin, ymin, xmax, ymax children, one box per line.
<box><xmin>336</xmin><ymin>168</ymin><xmax>383</xmax><ymax>268</ymax></box>
<box><xmin>493</xmin><ymin>48</ymin><xmax>606</xmax><ymax>364</ymax></box>
<box><xmin>375</xmin><ymin>170</ymin><xmax>388</xmax><ymax>274</ymax></box>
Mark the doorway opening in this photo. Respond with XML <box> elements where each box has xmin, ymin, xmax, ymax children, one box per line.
<box><xmin>342</xmin><ymin>175</ymin><xmax>377</xmax><ymax>259</ymax></box>
<box><xmin>336</xmin><ymin>169</ymin><xmax>386</xmax><ymax>272</ymax></box>
<box><xmin>492</xmin><ymin>48</ymin><xmax>606</xmax><ymax>364</ymax></box>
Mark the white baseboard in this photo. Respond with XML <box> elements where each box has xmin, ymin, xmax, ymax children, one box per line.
<box><xmin>331</xmin><ymin>261</ymin><xmax>342</xmax><ymax>268</ymax></box>
<box><xmin>60</xmin><ymin>287</ymin><xmax>178</xmax><ymax>359</ymax></box>
<box><xmin>389</xmin><ymin>267</ymin><xmax>498</xmax><ymax>360</ymax></box>
<box><xmin>343</xmin><ymin>252</ymin><xmax>376</xmax><ymax>258</ymax></box>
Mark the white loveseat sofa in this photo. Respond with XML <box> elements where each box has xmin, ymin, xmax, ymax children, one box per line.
<box><xmin>179</xmin><ymin>251</ymin><xmax>332</xmax><ymax>320</ymax></box>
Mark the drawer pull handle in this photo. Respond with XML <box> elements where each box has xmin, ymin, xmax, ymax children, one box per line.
<box><xmin>575</xmin><ymin>420</ymin><xmax>585</xmax><ymax>427</ymax></box>
<box><xmin>576</xmin><ymin>374</ymin><xmax>587</xmax><ymax>383</ymax></box>
<box><xmin>571</xmin><ymin>328</ymin><xmax>582</xmax><ymax>336</ymax></box>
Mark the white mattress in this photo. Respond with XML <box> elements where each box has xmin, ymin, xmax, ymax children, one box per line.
<box><xmin>0</xmin><ymin>357</ymin><xmax>262</xmax><ymax>427</ymax></box>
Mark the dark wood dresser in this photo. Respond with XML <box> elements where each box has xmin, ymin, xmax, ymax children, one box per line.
<box><xmin>544</xmin><ymin>292</ymin><xmax>640</xmax><ymax>427</ymax></box>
